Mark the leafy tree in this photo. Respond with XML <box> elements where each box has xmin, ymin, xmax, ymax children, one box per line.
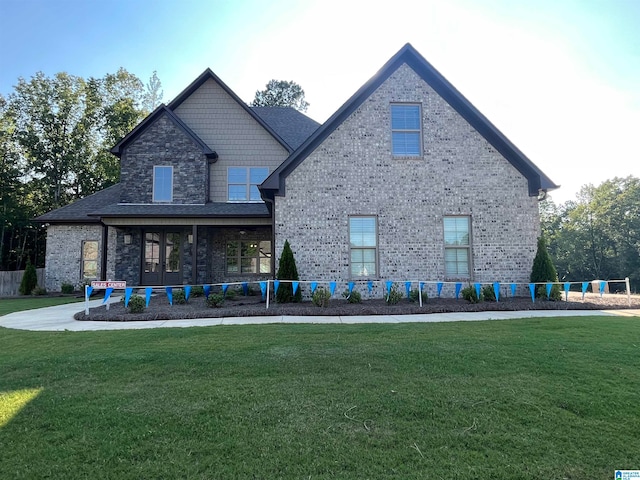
<box><xmin>143</xmin><ymin>70</ymin><xmax>164</xmax><ymax>112</ymax></box>
<box><xmin>275</xmin><ymin>240</ymin><xmax>302</xmax><ymax>303</ymax></box>
<box><xmin>541</xmin><ymin>176</ymin><xmax>640</xmax><ymax>292</ymax></box>
<box><xmin>4</xmin><ymin>69</ymin><xmax>149</xmax><ymax>269</ymax></box>
<box><xmin>251</xmin><ymin>80</ymin><xmax>309</xmax><ymax>112</ymax></box>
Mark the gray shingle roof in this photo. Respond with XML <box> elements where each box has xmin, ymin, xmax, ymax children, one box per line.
<box><xmin>35</xmin><ymin>184</ymin><xmax>122</xmax><ymax>223</ymax></box>
<box><xmin>90</xmin><ymin>202</ymin><xmax>269</xmax><ymax>217</ymax></box>
<box><xmin>250</xmin><ymin>107</ymin><xmax>320</xmax><ymax>150</ymax></box>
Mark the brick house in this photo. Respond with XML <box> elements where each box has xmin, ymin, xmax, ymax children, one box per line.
<box><xmin>37</xmin><ymin>44</ymin><xmax>557</xmax><ymax>292</ymax></box>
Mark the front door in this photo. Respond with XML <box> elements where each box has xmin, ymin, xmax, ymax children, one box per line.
<box><xmin>141</xmin><ymin>231</ymin><xmax>183</xmax><ymax>285</ymax></box>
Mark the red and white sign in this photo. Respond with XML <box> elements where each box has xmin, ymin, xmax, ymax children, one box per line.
<box><xmin>91</xmin><ymin>281</ymin><xmax>127</xmax><ymax>289</ymax></box>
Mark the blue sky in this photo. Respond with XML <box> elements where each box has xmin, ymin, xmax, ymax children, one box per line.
<box><xmin>1</xmin><ymin>0</ymin><xmax>638</xmax><ymax>203</ymax></box>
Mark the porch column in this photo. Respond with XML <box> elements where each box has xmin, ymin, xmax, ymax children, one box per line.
<box><xmin>191</xmin><ymin>225</ymin><xmax>198</xmax><ymax>284</ymax></box>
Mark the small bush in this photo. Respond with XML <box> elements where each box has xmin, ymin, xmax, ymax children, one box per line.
<box><xmin>206</xmin><ymin>293</ymin><xmax>225</xmax><ymax>308</ymax></box>
<box><xmin>342</xmin><ymin>289</ymin><xmax>362</xmax><ymax>304</ymax></box>
<box><xmin>408</xmin><ymin>288</ymin><xmax>428</xmax><ymax>303</ymax></box>
<box><xmin>386</xmin><ymin>284</ymin><xmax>403</xmax><ymax>305</ymax></box>
<box><xmin>173</xmin><ymin>289</ymin><xmax>187</xmax><ymax>304</ymax></box>
<box><xmin>536</xmin><ymin>284</ymin><xmax>563</xmax><ymax>301</ymax></box>
<box><xmin>19</xmin><ymin>259</ymin><xmax>38</xmax><ymax>296</ymax></box>
<box><xmin>312</xmin><ymin>287</ymin><xmax>331</xmax><ymax>307</ymax></box>
<box><xmin>128</xmin><ymin>295</ymin><xmax>145</xmax><ymax>314</ymax></box>
<box><xmin>482</xmin><ymin>285</ymin><xmax>496</xmax><ymax>302</ymax></box>
<box><xmin>461</xmin><ymin>285</ymin><xmax>481</xmax><ymax>303</ymax></box>
<box><xmin>61</xmin><ymin>283</ymin><xmax>75</xmax><ymax>294</ymax></box>
<box><xmin>190</xmin><ymin>286</ymin><xmax>204</xmax><ymax>297</ymax></box>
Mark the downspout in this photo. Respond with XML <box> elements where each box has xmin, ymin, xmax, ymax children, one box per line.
<box><xmin>264</xmin><ymin>196</ymin><xmax>276</xmax><ymax>279</ymax></box>
<box><xmin>100</xmin><ymin>221</ymin><xmax>108</xmax><ymax>281</ymax></box>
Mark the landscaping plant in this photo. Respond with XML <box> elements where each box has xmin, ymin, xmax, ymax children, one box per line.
<box><xmin>275</xmin><ymin>240</ymin><xmax>302</xmax><ymax>303</ymax></box>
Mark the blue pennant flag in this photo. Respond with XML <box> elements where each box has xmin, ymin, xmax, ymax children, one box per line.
<box><xmin>564</xmin><ymin>282</ymin><xmax>570</xmax><ymax>301</ymax></box>
<box><xmin>385</xmin><ymin>281</ymin><xmax>393</xmax><ymax>296</ymax></box>
<box><xmin>493</xmin><ymin>282</ymin><xmax>500</xmax><ymax>302</ymax></box>
<box><xmin>348</xmin><ymin>282</ymin><xmax>355</xmax><ymax>294</ymax></box>
<box><xmin>529</xmin><ymin>283</ymin><xmax>536</xmax><ymax>302</ymax></box>
<box><xmin>419</xmin><ymin>281</ymin><xmax>425</xmax><ymax>292</ymax></box>
<box><xmin>546</xmin><ymin>282</ymin><xmax>552</xmax><ymax>299</ymax></box>
<box><xmin>222</xmin><ymin>284</ymin><xmax>229</xmax><ymax>296</ymax></box>
<box><xmin>455</xmin><ymin>282</ymin><xmax>462</xmax><ymax>299</ymax></box>
<box><xmin>124</xmin><ymin>287</ymin><xmax>133</xmax><ymax>308</ymax></box>
<box><xmin>102</xmin><ymin>287</ymin><xmax>114</xmax><ymax>304</ymax></box>
<box><xmin>203</xmin><ymin>284</ymin><xmax>211</xmax><ymax>299</ymax></box>
<box><xmin>310</xmin><ymin>281</ymin><xmax>318</xmax><ymax>294</ymax></box>
<box><xmin>581</xmin><ymin>281</ymin><xmax>589</xmax><ymax>300</ymax></box>
<box><xmin>166</xmin><ymin>286</ymin><xmax>173</xmax><ymax>305</ymax></box>
<box><xmin>437</xmin><ymin>282</ymin><xmax>444</xmax><ymax>298</ymax></box>
<box><xmin>474</xmin><ymin>283</ymin><xmax>481</xmax><ymax>299</ymax></box>
<box><xmin>86</xmin><ymin>286</ymin><xmax>94</xmax><ymax>298</ymax></box>
<box><xmin>599</xmin><ymin>281</ymin><xmax>606</xmax><ymax>297</ymax></box>
<box><xmin>292</xmin><ymin>281</ymin><xmax>299</xmax><ymax>295</ymax></box>
<box><xmin>145</xmin><ymin>287</ymin><xmax>153</xmax><ymax>307</ymax></box>
<box><xmin>405</xmin><ymin>281</ymin><xmax>412</xmax><ymax>299</ymax></box>
<box><xmin>367</xmin><ymin>281</ymin><xmax>373</xmax><ymax>293</ymax></box>
<box><xmin>329</xmin><ymin>281</ymin><xmax>336</xmax><ymax>296</ymax></box>
<box><xmin>242</xmin><ymin>282</ymin><xmax>249</xmax><ymax>296</ymax></box>
<box><xmin>259</xmin><ymin>281</ymin><xmax>267</xmax><ymax>298</ymax></box>
<box><xmin>274</xmin><ymin>280</ymin><xmax>280</xmax><ymax>294</ymax></box>
<box><xmin>184</xmin><ymin>285</ymin><xmax>191</xmax><ymax>301</ymax></box>
<box><xmin>510</xmin><ymin>283</ymin><xmax>517</xmax><ymax>297</ymax></box>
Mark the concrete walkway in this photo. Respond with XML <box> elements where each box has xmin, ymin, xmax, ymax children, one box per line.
<box><xmin>1</xmin><ymin>298</ymin><xmax>639</xmax><ymax>331</ymax></box>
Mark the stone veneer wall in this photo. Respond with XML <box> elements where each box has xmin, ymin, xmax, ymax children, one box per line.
<box><xmin>119</xmin><ymin>113</ymin><xmax>208</xmax><ymax>204</ymax></box>
<box><xmin>274</xmin><ymin>63</ymin><xmax>540</xmax><ymax>291</ymax></box>
<box><xmin>44</xmin><ymin>224</ymin><xmax>104</xmax><ymax>292</ymax></box>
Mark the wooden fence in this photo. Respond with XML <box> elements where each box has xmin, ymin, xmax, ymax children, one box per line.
<box><xmin>0</xmin><ymin>268</ymin><xmax>45</xmax><ymax>296</ymax></box>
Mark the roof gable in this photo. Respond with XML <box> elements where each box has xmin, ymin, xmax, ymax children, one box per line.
<box><xmin>167</xmin><ymin>69</ymin><xmax>295</xmax><ymax>152</ymax></box>
<box><xmin>261</xmin><ymin>43</ymin><xmax>558</xmax><ymax>197</ymax></box>
<box><xmin>110</xmin><ymin>105</ymin><xmax>217</xmax><ymax>159</ymax></box>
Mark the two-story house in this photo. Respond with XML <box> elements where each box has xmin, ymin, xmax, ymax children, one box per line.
<box><xmin>37</xmin><ymin>43</ymin><xmax>557</xmax><ymax>292</ymax></box>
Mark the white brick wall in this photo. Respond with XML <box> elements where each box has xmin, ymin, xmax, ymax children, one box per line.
<box><xmin>274</xmin><ymin>64</ymin><xmax>540</xmax><ymax>285</ymax></box>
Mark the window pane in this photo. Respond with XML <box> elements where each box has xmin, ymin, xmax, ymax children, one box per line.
<box><xmin>250</xmin><ymin>167</ymin><xmax>269</xmax><ymax>184</ymax></box>
<box><xmin>350</xmin><ymin>217</ymin><xmax>376</xmax><ymax>247</ymax></box>
<box><xmin>259</xmin><ymin>241</ymin><xmax>271</xmax><ymax>256</ymax></box>
<box><xmin>83</xmin><ymin>241</ymin><xmax>98</xmax><ymax>260</ymax></box>
<box><xmin>228</xmin><ymin>185</ymin><xmax>246</xmax><ymax>201</ymax></box>
<box><xmin>392</xmin><ymin>132</ymin><xmax>420</xmax><ymax>156</ymax></box>
<box><xmin>83</xmin><ymin>260</ymin><xmax>97</xmax><ymax>279</ymax></box>
<box><xmin>153</xmin><ymin>166</ymin><xmax>172</xmax><ymax>202</ymax></box>
<box><xmin>444</xmin><ymin>217</ymin><xmax>470</xmax><ymax>246</ymax></box>
<box><xmin>241</xmin><ymin>257</ymin><xmax>257</xmax><ymax>273</ymax></box>
<box><xmin>445</xmin><ymin>248</ymin><xmax>469</xmax><ymax>276</ymax></box>
<box><xmin>228</xmin><ymin>168</ymin><xmax>246</xmax><ymax>184</ymax></box>
<box><xmin>391</xmin><ymin>105</ymin><xmax>420</xmax><ymax>129</ymax></box>
<box><xmin>249</xmin><ymin>185</ymin><xmax>261</xmax><ymax>201</ymax></box>
<box><xmin>227</xmin><ymin>258</ymin><xmax>239</xmax><ymax>273</ymax></box>
<box><xmin>260</xmin><ymin>257</ymin><xmax>271</xmax><ymax>274</ymax></box>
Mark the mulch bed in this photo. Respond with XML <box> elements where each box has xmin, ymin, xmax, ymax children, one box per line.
<box><xmin>74</xmin><ymin>292</ymin><xmax>640</xmax><ymax>322</ymax></box>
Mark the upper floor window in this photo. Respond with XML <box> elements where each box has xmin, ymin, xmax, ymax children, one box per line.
<box><xmin>444</xmin><ymin>216</ymin><xmax>471</xmax><ymax>278</ymax></box>
<box><xmin>153</xmin><ymin>166</ymin><xmax>173</xmax><ymax>202</ymax></box>
<box><xmin>349</xmin><ymin>216</ymin><xmax>377</xmax><ymax>278</ymax></box>
<box><xmin>391</xmin><ymin>104</ymin><xmax>421</xmax><ymax>157</ymax></box>
<box><xmin>227</xmin><ymin>167</ymin><xmax>269</xmax><ymax>202</ymax></box>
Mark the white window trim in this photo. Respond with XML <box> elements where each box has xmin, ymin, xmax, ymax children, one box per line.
<box><xmin>443</xmin><ymin>216</ymin><xmax>472</xmax><ymax>279</ymax></box>
<box><xmin>226</xmin><ymin>166</ymin><xmax>269</xmax><ymax>203</ymax></box>
<box><xmin>391</xmin><ymin>103</ymin><xmax>423</xmax><ymax>157</ymax></box>
<box><xmin>153</xmin><ymin>165</ymin><xmax>173</xmax><ymax>202</ymax></box>
<box><xmin>349</xmin><ymin>216</ymin><xmax>379</xmax><ymax>279</ymax></box>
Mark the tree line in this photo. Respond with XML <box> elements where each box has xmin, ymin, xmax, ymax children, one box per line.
<box><xmin>0</xmin><ymin>70</ymin><xmax>163</xmax><ymax>270</ymax></box>
<box><xmin>541</xmin><ymin>176</ymin><xmax>640</xmax><ymax>292</ymax></box>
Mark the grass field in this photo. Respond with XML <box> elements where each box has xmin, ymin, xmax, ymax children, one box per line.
<box><xmin>0</xmin><ymin>296</ymin><xmax>82</xmax><ymax>316</ymax></box>
<box><xmin>1</xmin><ymin>317</ymin><xmax>639</xmax><ymax>479</ymax></box>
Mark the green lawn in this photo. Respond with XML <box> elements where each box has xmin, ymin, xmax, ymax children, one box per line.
<box><xmin>1</xmin><ymin>317</ymin><xmax>639</xmax><ymax>479</ymax></box>
<box><xmin>0</xmin><ymin>296</ymin><xmax>82</xmax><ymax>316</ymax></box>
